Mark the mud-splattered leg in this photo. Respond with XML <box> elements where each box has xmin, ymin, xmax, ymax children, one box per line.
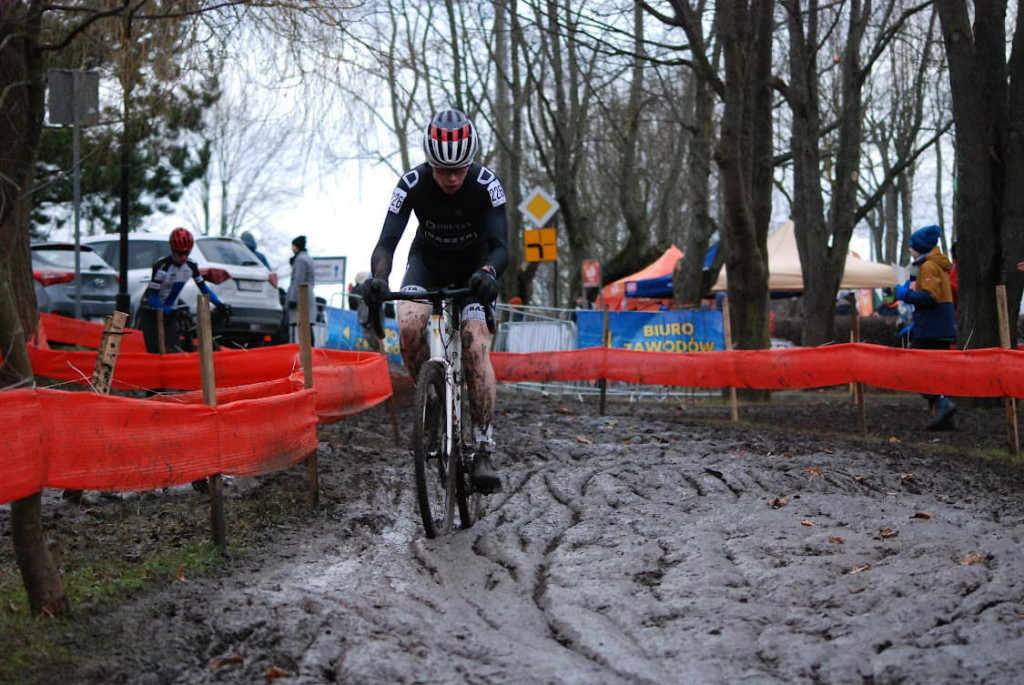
<box><xmin>462</xmin><ymin>319</ymin><xmax>496</xmax><ymax>444</ymax></box>
<box><xmin>397</xmin><ymin>300</ymin><xmax>431</xmax><ymax>381</ymax></box>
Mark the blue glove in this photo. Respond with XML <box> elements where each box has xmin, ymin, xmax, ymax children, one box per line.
<box><xmin>162</xmin><ymin>304</ymin><xmax>174</xmax><ymax>314</ymax></box>
<box><xmin>895</xmin><ymin>280</ymin><xmax>911</xmax><ymax>301</ymax></box>
<box><xmin>898</xmin><ymin>324</ymin><xmax>913</xmax><ymax>338</ymax></box>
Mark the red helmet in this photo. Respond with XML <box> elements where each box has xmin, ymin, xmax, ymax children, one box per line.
<box><xmin>169</xmin><ymin>227</ymin><xmax>194</xmax><ymax>253</ymax></box>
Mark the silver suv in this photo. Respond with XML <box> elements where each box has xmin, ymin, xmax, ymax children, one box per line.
<box><xmin>32</xmin><ymin>242</ymin><xmax>119</xmax><ymax>321</ymax></box>
<box><xmin>84</xmin><ymin>233</ymin><xmax>285</xmax><ymax>347</ymax></box>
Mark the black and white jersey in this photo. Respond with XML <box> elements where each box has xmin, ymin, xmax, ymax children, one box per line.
<box><xmin>144</xmin><ymin>255</ymin><xmax>215</xmax><ymax>309</ymax></box>
<box><xmin>371</xmin><ymin>162</ymin><xmax>509</xmax><ymax>285</ymax></box>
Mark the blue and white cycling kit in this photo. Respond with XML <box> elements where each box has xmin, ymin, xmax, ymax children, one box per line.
<box><xmin>145</xmin><ymin>255</ymin><xmax>222</xmax><ymax>311</ymax></box>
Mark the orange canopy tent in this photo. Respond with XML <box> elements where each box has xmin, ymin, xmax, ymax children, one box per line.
<box><xmin>599</xmin><ymin>245</ymin><xmax>682</xmax><ymax>311</ymax></box>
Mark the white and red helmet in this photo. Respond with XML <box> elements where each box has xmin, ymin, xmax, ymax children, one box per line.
<box><xmin>422</xmin><ymin>109</ymin><xmax>478</xmax><ymax>169</ymax></box>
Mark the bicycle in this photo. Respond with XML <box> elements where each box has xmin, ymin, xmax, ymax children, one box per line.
<box><xmin>370</xmin><ymin>286</ymin><xmax>494</xmax><ymax>538</ymax></box>
<box><xmin>145</xmin><ymin>303</ymin><xmax>231</xmax><ymax>353</ymax></box>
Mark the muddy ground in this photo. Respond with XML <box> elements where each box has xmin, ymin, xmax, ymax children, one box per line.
<box><xmin>5</xmin><ymin>383</ymin><xmax>1024</xmax><ymax>684</ymax></box>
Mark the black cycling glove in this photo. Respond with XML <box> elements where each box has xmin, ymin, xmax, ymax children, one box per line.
<box><xmin>363</xmin><ymin>277</ymin><xmax>389</xmax><ymax>310</ymax></box>
<box><xmin>468</xmin><ymin>266</ymin><xmax>499</xmax><ymax>303</ymax></box>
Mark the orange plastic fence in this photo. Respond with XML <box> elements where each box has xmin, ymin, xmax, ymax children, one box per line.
<box><xmin>28</xmin><ymin>344</ymin><xmax>392</xmax><ymax>422</ymax></box>
<box><xmin>2</xmin><ymin>336</ymin><xmax>393</xmax><ymax>505</ymax></box>
<box><xmin>38</xmin><ymin>312</ymin><xmax>147</xmax><ymax>353</ymax></box>
<box><xmin>491</xmin><ymin>344</ymin><xmax>1024</xmax><ymax>398</ymax></box>
<box><xmin>1</xmin><ymin>387</ymin><xmax>318</xmax><ymax>504</ymax></box>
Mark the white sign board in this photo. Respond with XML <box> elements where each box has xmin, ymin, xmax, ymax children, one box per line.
<box><xmin>314</xmin><ymin>256</ymin><xmax>347</xmax><ymax>285</ymax></box>
<box><xmin>518</xmin><ymin>187</ymin><xmax>559</xmax><ymax>227</ymax></box>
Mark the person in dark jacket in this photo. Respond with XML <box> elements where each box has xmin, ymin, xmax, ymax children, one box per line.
<box><xmin>287</xmin><ymin>235</ymin><xmax>317</xmax><ymax>345</ymax></box>
<box><xmin>240</xmin><ymin>231</ymin><xmax>272</xmax><ymax>270</ymax></box>
<box><xmin>895</xmin><ymin>224</ymin><xmax>957</xmax><ymax>429</ymax></box>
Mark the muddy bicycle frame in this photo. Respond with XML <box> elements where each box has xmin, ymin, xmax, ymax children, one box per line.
<box><xmin>378</xmin><ymin>287</ymin><xmax>494</xmax><ymax>536</ymax></box>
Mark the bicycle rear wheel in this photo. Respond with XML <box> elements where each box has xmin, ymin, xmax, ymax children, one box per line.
<box><xmin>414</xmin><ymin>361</ymin><xmax>457</xmax><ymax>538</ymax></box>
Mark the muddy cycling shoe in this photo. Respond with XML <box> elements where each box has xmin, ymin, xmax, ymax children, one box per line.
<box><xmin>471</xmin><ymin>452</ymin><xmax>502</xmax><ymax>494</ymax></box>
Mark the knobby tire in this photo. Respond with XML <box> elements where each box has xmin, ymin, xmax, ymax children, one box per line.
<box><xmin>414</xmin><ymin>361</ymin><xmax>456</xmax><ymax>538</ymax></box>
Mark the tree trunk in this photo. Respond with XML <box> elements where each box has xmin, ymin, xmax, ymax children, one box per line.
<box><xmin>716</xmin><ymin>0</ymin><xmax>773</xmax><ymax>363</ymax></box>
<box><xmin>935</xmin><ymin>0</ymin><xmax>1007</xmax><ymax>349</ymax></box>
<box><xmin>1</xmin><ymin>3</ymin><xmax>70</xmax><ymax>617</ymax></box>
<box><xmin>675</xmin><ymin>69</ymin><xmax>716</xmax><ymax>307</ymax></box>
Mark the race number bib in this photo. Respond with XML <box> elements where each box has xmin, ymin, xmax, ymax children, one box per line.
<box><xmin>389</xmin><ymin>187</ymin><xmax>407</xmax><ymax>214</ymax></box>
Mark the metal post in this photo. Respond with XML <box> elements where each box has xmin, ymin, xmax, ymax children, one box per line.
<box><xmin>72</xmin><ymin>70</ymin><xmax>82</xmax><ymax>319</ymax></box>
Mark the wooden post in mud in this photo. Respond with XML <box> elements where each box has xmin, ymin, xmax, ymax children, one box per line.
<box><xmin>850</xmin><ymin>304</ymin><xmax>866</xmax><ymax>436</ymax></box>
<box><xmin>91</xmin><ymin>311</ymin><xmax>128</xmax><ymax>394</ymax></box>
<box><xmin>298</xmin><ymin>285</ymin><xmax>320</xmax><ymax>507</ymax></box>
<box><xmin>197</xmin><ymin>295</ymin><xmax>227</xmax><ymax>553</ymax></box>
<box><xmin>996</xmin><ymin>285</ymin><xmax>1019</xmax><ymax>455</ymax></box>
<box><xmin>65</xmin><ymin>312</ymin><xmax>130</xmax><ymax>503</ymax></box>
<box><xmin>156</xmin><ymin>307</ymin><xmax>166</xmax><ymax>355</ymax></box>
<box><xmin>599</xmin><ymin>304</ymin><xmax>610</xmax><ymax>416</ymax></box>
<box><xmin>721</xmin><ymin>296</ymin><xmax>739</xmax><ymax>422</ymax></box>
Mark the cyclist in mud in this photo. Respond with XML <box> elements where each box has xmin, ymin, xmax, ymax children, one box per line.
<box><xmin>364</xmin><ymin>108</ymin><xmax>508</xmax><ymax>494</ymax></box>
<box><xmin>138</xmin><ymin>227</ymin><xmax>229</xmax><ymax>354</ymax></box>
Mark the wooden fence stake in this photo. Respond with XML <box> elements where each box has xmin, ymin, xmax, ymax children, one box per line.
<box><xmin>996</xmin><ymin>285</ymin><xmax>1019</xmax><ymax>455</ymax></box>
<box><xmin>850</xmin><ymin>304</ymin><xmax>866</xmax><ymax>436</ymax></box>
<box><xmin>197</xmin><ymin>295</ymin><xmax>227</xmax><ymax>553</ymax></box>
<box><xmin>157</xmin><ymin>307</ymin><xmax>166</xmax><ymax>355</ymax></box>
<box><xmin>721</xmin><ymin>296</ymin><xmax>739</xmax><ymax>422</ymax></box>
<box><xmin>64</xmin><ymin>312</ymin><xmax>129</xmax><ymax>503</ymax></box>
<box><xmin>298</xmin><ymin>284</ymin><xmax>319</xmax><ymax>508</ymax></box>
<box><xmin>599</xmin><ymin>304</ymin><xmax>609</xmax><ymax>416</ymax></box>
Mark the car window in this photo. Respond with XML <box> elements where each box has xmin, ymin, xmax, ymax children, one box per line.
<box><xmin>197</xmin><ymin>239</ymin><xmax>263</xmax><ymax>268</ymax></box>
<box><xmin>32</xmin><ymin>246</ymin><xmax>111</xmax><ymax>271</ymax></box>
<box><xmin>91</xmin><ymin>240</ymin><xmax>167</xmax><ymax>271</ymax></box>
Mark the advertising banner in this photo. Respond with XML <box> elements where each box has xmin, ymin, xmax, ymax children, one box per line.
<box><xmin>325</xmin><ymin>307</ymin><xmax>402</xmax><ymax>364</ymax></box>
<box><xmin>576</xmin><ymin>309</ymin><xmax>725</xmax><ymax>352</ymax></box>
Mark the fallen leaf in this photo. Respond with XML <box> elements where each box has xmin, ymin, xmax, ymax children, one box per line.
<box><xmin>557</xmin><ymin>407</ymin><xmax>570</xmax><ymax>414</ymax></box>
<box><xmin>804</xmin><ymin>467</ymin><xmax>823</xmax><ymax>480</ymax></box>
<box><xmin>576</xmin><ymin>435</ymin><xmax>592</xmax><ymax>444</ymax></box>
<box><xmin>961</xmin><ymin>551</ymin><xmax>985</xmax><ymax>566</ymax></box>
<box><xmin>889</xmin><ymin>436</ymin><xmax>901</xmax><ymax>443</ymax></box>
<box><xmin>879</xmin><ymin>528</ymin><xmax>899</xmax><ymax>539</ymax></box>
<box><xmin>900</xmin><ymin>473</ymin><xmax>915</xmax><ymax>481</ymax></box>
<box><xmin>846</xmin><ymin>564</ymin><xmax>872</xmax><ymax>574</ymax></box>
<box><xmin>853</xmin><ymin>475</ymin><xmax>865</xmax><ymax>482</ymax></box>
<box><xmin>266</xmin><ymin>665</ymin><xmax>290</xmax><ymax>679</ymax></box>
<box><xmin>768</xmin><ymin>496</ymin><xmax>789</xmax><ymax>509</ymax></box>
<box><xmin>822</xmin><ymin>448</ymin><xmax>834</xmax><ymax>454</ymax></box>
<box><xmin>210</xmin><ymin>654</ymin><xmax>244</xmax><ymax>670</ymax></box>
<box><xmin>829</xmin><ymin>536</ymin><xmax>845</xmax><ymax>544</ymax></box>
<box><xmin>801</xmin><ymin>519</ymin><xmax>815</xmax><ymax>527</ymax></box>
<box><xmin>176</xmin><ymin>563</ymin><xmax>187</xmax><ymax>583</ymax></box>
<box><xmin>911</xmin><ymin>511</ymin><xmax>934</xmax><ymax>520</ymax></box>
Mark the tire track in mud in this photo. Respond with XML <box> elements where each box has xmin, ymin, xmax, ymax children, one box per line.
<box><xmin>24</xmin><ymin>394</ymin><xmax>1024</xmax><ymax>685</ymax></box>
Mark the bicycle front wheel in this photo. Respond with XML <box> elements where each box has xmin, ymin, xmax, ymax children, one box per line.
<box><xmin>413</xmin><ymin>360</ymin><xmax>457</xmax><ymax>538</ymax></box>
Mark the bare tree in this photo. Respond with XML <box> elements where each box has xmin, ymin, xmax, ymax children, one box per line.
<box><xmin>178</xmin><ymin>66</ymin><xmax>303</xmax><ymax>238</ymax></box>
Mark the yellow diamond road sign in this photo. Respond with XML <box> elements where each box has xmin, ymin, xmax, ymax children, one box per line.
<box><xmin>519</xmin><ymin>187</ymin><xmax>559</xmax><ymax>227</ymax></box>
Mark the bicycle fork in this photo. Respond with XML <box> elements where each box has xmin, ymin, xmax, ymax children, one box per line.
<box><xmin>427</xmin><ymin>313</ymin><xmax>463</xmax><ymax>461</ymax></box>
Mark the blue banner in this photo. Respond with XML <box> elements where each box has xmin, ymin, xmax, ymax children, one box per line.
<box><xmin>324</xmin><ymin>307</ymin><xmax>403</xmax><ymax>365</ymax></box>
<box><xmin>576</xmin><ymin>309</ymin><xmax>725</xmax><ymax>352</ymax></box>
